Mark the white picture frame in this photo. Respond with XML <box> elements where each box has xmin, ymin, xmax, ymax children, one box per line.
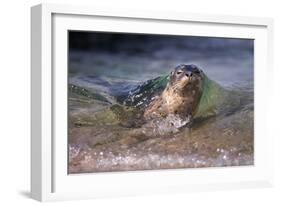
<box><xmin>31</xmin><ymin>3</ymin><xmax>274</xmax><ymax>202</ymax></box>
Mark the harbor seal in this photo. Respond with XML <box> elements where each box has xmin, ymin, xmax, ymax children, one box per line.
<box><xmin>70</xmin><ymin>64</ymin><xmax>232</xmax><ymax>131</ymax></box>
<box><xmin>143</xmin><ymin>64</ymin><xmax>204</xmax><ymax>122</ymax></box>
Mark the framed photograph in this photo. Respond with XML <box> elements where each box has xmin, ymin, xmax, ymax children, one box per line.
<box><xmin>31</xmin><ymin>3</ymin><xmax>274</xmax><ymax>201</ymax></box>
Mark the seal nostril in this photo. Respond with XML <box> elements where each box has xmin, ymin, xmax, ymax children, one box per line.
<box><xmin>185</xmin><ymin>72</ymin><xmax>192</xmax><ymax>77</ymax></box>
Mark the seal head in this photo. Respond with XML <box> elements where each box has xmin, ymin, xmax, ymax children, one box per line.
<box><xmin>144</xmin><ymin>64</ymin><xmax>204</xmax><ymax>120</ymax></box>
<box><xmin>168</xmin><ymin>64</ymin><xmax>204</xmax><ymax>95</ymax></box>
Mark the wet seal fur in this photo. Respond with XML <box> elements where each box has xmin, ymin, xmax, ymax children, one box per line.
<box><xmin>143</xmin><ymin>64</ymin><xmax>205</xmax><ymax>125</ymax></box>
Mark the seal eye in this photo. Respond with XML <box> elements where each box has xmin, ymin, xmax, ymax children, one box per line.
<box><xmin>176</xmin><ymin>71</ymin><xmax>183</xmax><ymax>75</ymax></box>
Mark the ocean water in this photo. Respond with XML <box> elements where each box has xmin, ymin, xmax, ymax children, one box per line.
<box><xmin>68</xmin><ymin>35</ymin><xmax>254</xmax><ymax>173</ymax></box>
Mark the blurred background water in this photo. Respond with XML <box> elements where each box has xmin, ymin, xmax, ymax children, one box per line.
<box><xmin>68</xmin><ymin>31</ymin><xmax>254</xmax><ymax>173</ymax></box>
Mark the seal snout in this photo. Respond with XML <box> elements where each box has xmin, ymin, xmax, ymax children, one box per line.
<box><xmin>184</xmin><ymin>70</ymin><xmax>193</xmax><ymax>77</ymax></box>
<box><xmin>174</xmin><ymin>64</ymin><xmax>201</xmax><ymax>78</ymax></box>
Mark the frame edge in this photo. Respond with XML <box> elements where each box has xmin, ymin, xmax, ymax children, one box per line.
<box><xmin>38</xmin><ymin>3</ymin><xmax>273</xmax><ymax>27</ymax></box>
<box><xmin>31</xmin><ymin>4</ymin><xmax>43</xmax><ymax>201</ymax></box>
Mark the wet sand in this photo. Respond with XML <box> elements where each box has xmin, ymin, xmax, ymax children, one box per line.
<box><xmin>68</xmin><ymin>91</ymin><xmax>253</xmax><ymax>173</ymax></box>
